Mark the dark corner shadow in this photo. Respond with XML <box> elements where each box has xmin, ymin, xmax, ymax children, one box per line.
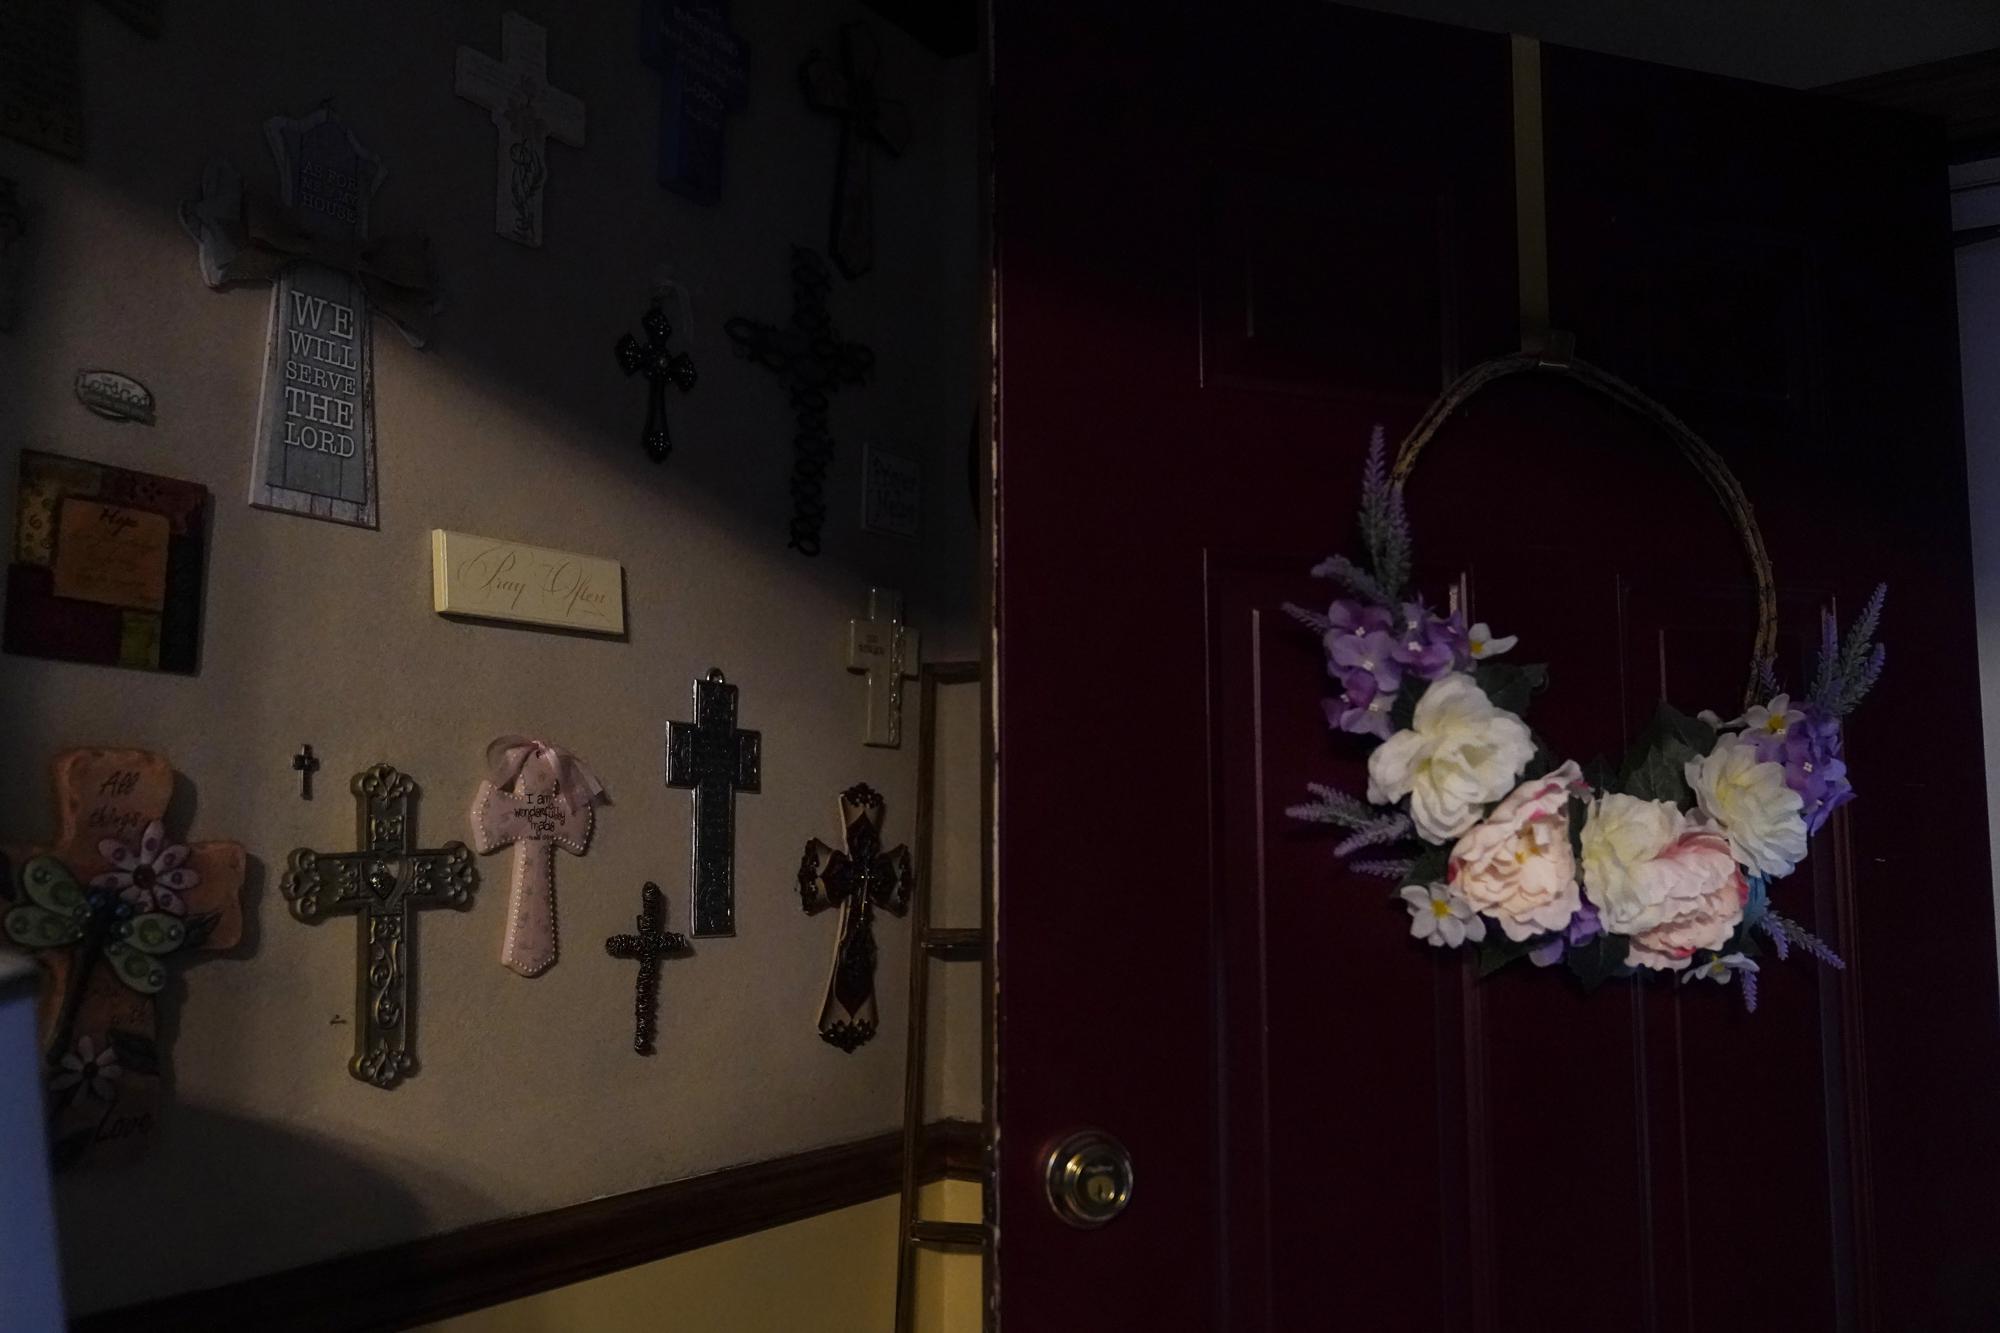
<box><xmin>59</xmin><ymin>1102</ymin><xmax>493</xmax><ymax>1328</ymax></box>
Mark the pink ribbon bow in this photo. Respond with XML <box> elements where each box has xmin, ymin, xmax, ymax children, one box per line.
<box><xmin>484</xmin><ymin>736</ymin><xmax>607</xmax><ymax>812</ymax></box>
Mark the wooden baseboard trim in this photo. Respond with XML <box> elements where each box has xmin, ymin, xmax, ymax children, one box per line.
<box><xmin>72</xmin><ymin>1118</ymin><xmax>986</xmax><ymax>1333</ymax></box>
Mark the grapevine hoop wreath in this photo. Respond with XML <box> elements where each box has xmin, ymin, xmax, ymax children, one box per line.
<box><xmin>1287</xmin><ymin>354</ymin><xmax>1882</xmax><ymax>1010</ymax></box>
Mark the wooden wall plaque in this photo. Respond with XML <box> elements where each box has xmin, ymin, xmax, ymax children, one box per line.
<box><xmin>431</xmin><ymin>529</ymin><xmax>625</xmax><ymax>635</ymax></box>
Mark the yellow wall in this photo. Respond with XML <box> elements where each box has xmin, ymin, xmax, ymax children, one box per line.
<box><xmin>421</xmin><ymin>1180</ymin><xmax>984</xmax><ymax>1333</ymax></box>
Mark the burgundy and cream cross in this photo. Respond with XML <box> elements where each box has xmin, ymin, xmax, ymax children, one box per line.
<box><xmin>470</xmin><ymin>736</ymin><xmax>606</xmax><ymax>977</ymax></box>
<box><xmin>797</xmin><ymin>783</ymin><xmax>912</xmax><ymax>1051</ymax></box>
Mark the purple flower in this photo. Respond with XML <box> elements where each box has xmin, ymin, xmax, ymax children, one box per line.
<box><xmin>1391</xmin><ymin>604</ymin><xmax>1469</xmax><ymax>681</ymax></box>
<box><xmin>1526</xmin><ymin>902</ymin><xmax>1602</xmax><ymax>968</ymax></box>
<box><xmin>1331</xmin><ymin>628</ymin><xmax>1404</xmax><ymax>694</ymax></box>
<box><xmin>1758</xmin><ymin>707</ymin><xmax>1853</xmax><ymax>835</ymax></box>
<box><xmin>1565</xmin><ymin>902</ymin><xmax>1603</xmax><ymax>946</ymax></box>
<box><xmin>1326</xmin><ymin>599</ymin><xmax>1394</xmax><ymax>638</ymax></box>
<box><xmin>1324</xmin><ymin>669</ymin><xmax>1395</xmax><ymax>739</ymax></box>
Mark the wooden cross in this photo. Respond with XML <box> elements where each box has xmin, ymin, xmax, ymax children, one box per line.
<box><xmin>800</xmin><ymin>23</ymin><xmax>912</xmax><ymax>279</ymax></box>
<box><xmin>724</xmin><ymin>247</ymin><xmax>874</xmax><ymax>556</ymax></box>
<box><xmin>1</xmin><ymin>749</ymin><xmax>244</xmax><ymax>1168</ymax></box>
<box><xmin>616</xmin><ymin>299</ymin><xmax>698</xmax><ymax>462</ymax></box>
<box><xmin>471</xmin><ymin>743</ymin><xmax>596</xmax><ymax>978</ymax></box>
<box><xmin>604</xmin><ymin>882</ymin><xmax>689</xmax><ymax>1055</ymax></box>
<box><xmin>640</xmin><ymin>0</ymin><xmax>749</xmax><ymax>204</ymax></box>
<box><xmin>666</xmin><ymin>669</ymin><xmax>761</xmax><ymax>938</ymax></box>
<box><xmin>455</xmin><ymin>11</ymin><xmax>586</xmax><ymax>248</ymax></box>
<box><xmin>798</xmin><ymin>784</ymin><xmax>912</xmax><ymax>1051</ymax></box>
<box><xmin>281</xmin><ymin>764</ymin><xmax>477</xmax><ymax>1089</ymax></box>
<box><xmin>292</xmin><ymin>744</ymin><xmax>320</xmax><ymax>799</ymax></box>
<box><xmin>847</xmin><ymin>587</ymin><xmax>921</xmax><ymax>748</ymax></box>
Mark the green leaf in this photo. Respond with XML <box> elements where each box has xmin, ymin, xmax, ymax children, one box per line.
<box><xmin>1388</xmin><ymin>677</ymin><xmax>1427</xmax><ymax>733</ymax></box>
<box><xmin>1616</xmin><ymin>703</ymin><xmax>1714</xmax><ymax>807</ymax></box>
<box><xmin>107</xmin><ymin>1028</ymin><xmax>160</xmax><ymax>1078</ymax></box>
<box><xmin>1564</xmin><ymin>933</ymin><xmax>1631</xmax><ymax>992</ymax></box>
<box><xmin>1475</xmin><ymin>931</ymin><xmax>1537</xmax><ymax>978</ymax></box>
<box><xmin>1401</xmin><ymin>843</ymin><xmax>1450</xmax><ymax>889</ymax></box>
<box><xmin>1473</xmin><ymin>662</ymin><xmax>1549</xmax><ymax>717</ymax></box>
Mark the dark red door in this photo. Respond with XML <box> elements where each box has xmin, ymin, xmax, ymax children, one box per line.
<box><xmin>994</xmin><ymin>4</ymin><xmax>2000</xmax><ymax>1331</ymax></box>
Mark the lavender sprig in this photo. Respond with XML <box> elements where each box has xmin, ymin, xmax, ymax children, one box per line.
<box><xmin>1755</xmin><ymin>655</ymin><xmax>1783</xmax><ymax>700</ymax></box>
<box><xmin>1741</xmin><ymin>967</ymin><xmax>1760</xmax><ymax>1013</ymax></box>
<box><xmin>1808</xmin><ymin>585</ymin><xmax>1887</xmax><ymax>719</ymax></box>
<box><xmin>1310</xmin><ymin>553</ymin><xmax>1392</xmax><ymax>607</ymax></box>
<box><xmin>1356</xmin><ymin>426</ymin><xmax>1412</xmax><ymax>602</ymax></box>
<box><xmin>1762</xmin><ymin>910</ymin><xmax>1846</xmax><ymax>969</ymax></box>
<box><xmin>1286</xmin><ymin>783</ymin><xmax>1378</xmax><ymax>830</ymax></box>
<box><xmin>1282</xmin><ymin>601</ymin><xmax>1332</xmax><ymax>634</ymax></box>
<box><xmin>1346</xmin><ymin>857</ymin><xmax>1415</xmax><ymax>879</ymax></box>
<box><xmin>1332</xmin><ymin>812</ymin><xmax>1413</xmax><ymax>859</ymax></box>
<box><xmin>1757</xmin><ymin>914</ymin><xmax>1790</xmax><ymax>961</ymax></box>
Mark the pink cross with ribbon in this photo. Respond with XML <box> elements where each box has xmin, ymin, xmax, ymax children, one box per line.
<box><xmin>470</xmin><ymin>736</ymin><xmax>606</xmax><ymax>976</ymax></box>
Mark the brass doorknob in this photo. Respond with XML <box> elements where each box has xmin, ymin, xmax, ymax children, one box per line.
<box><xmin>1043</xmin><ymin>1129</ymin><xmax>1133</xmax><ymax>1228</ymax></box>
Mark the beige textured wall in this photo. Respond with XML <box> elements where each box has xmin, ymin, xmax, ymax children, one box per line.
<box><xmin>0</xmin><ymin>0</ymin><xmax>982</xmax><ymax>1316</ymax></box>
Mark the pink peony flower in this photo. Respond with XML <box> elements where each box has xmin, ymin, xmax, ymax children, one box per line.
<box><xmin>1448</xmin><ymin>761</ymin><xmax>1585</xmax><ymax>942</ymax></box>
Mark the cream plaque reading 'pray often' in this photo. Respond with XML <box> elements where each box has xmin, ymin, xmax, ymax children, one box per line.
<box><xmin>431</xmin><ymin>529</ymin><xmax>624</xmax><ymax>635</ymax></box>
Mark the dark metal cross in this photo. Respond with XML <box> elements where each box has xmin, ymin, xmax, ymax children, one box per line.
<box><xmin>724</xmin><ymin>247</ymin><xmax>873</xmax><ymax>556</ymax></box>
<box><xmin>280</xmin><ymin>764</ymin><xmax>478</xmax><ymax>1089</ymax></box>
<box><xmin>616</xmin><ymin>301</ymin><xmax>697</xmax><ymax>462</ymax></box>
<box><xmin>666</xmin><ymin>669</ymin><xmax>761</xmax><ymax>937</ymax></box>
<box><xmin>797</xmin><ymin>783</ymin><xmax>912</xmax><ymax>1052</ymax></box>
<box><xmin>292</xmin><ymin>744</ymin><xmax>320</xmax><ymax>799</ymax></box>
<box><xmin>800</xmin><ymin>23</ymin><xmax>912</xmax><ymax>279</ymax></box>
<box><xmin>604</xmin><ymin>881</ymin><xmax>689</xmax><ymax>1055</ymax></box>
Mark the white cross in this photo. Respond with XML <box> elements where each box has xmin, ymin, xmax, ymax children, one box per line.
<box><xmin>455</xmin><ymin>12</ymin><xmax>586</xmax><ymax>249</ymax></box>
<box><xmin>846</xmin><ymin>588</ymin><xmax>920</xmax><ymax>748</ymax></box>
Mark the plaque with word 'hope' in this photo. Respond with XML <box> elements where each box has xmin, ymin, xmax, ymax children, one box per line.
<box><xmin>250</xmin><ymin>108</ymin><xmax>384</xmax><ymax>528</ymax></box>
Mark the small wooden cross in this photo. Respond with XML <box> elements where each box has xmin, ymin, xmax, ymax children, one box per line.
<box><xmin>470</xmin><ymin>742</ymin><xmax>597</xmax><ymax>978</ymax></box>
<box><xmin>666</xmin><ymin>670</ymin><xmax>762</xmax><ymax>937</ymax></box>
<box><xmin>616</xmin><ymin>300</ymin><xmax>698</xmax><ymax>462</ymax></box>
<box><xmin>798</xmin><ymin>784</ymin><xmax>912</xmax><ymax>1051</ymax></box>
<box><xmin>604</xmin><ymin>882</ymin><xmax>689</xmax><ymax>1055</ymax></box>
<box><xmin>1</xmin><ymin>749</ymin><xmax>245</xmax><ymax>1167</ymax></box>
<box><xmin>292</xmin><ymin>744</ymin><xmax>320</xmax><ymax>799</ymax></box>
<box><xmin>724</xmin><ymin>248</ymin><xmax>874</xmax><ymax>556</ymax></box>
<box><xmin>847</xmin><ymin>587</ymin><xmax>921</xmax><ymax>748</ymax></box>
<box><xmin>800</xmin><ymin>23</ymin><xmax>912</xmax><ymax>279</ymax></box>
<box><xmin>640</xmin><ymin>0</ymin><xmax>749</xmax><ymax>204</ymax></box>
<box><xmin>281</xmin><ymin>764</ymin><xmax>477</xmax><ymax>1089</ymax></box>
<box><xmin>455</xmin><ymin>11</ymin><xmax>587</xmax><ymax>248</ymax></box>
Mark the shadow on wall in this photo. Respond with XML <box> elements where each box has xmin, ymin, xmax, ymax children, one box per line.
<box><xmin>60</xmin><ymin>1101</ymin><xmax>489</xmax><ymax>1316</ymax></box>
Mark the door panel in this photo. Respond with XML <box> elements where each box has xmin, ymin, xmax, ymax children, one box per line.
<box><xmin>995</xmin><ymin>4</ymin><xmax>2000</xmax><ymax>1329</ymax></box>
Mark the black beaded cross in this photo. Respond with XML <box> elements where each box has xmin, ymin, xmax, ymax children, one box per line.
<box><xmin>604</xmin><ymin>881</ymin><xmax>688</xmax><ymax>1055</ymax></box>
<box><xmin>797</xmin><ymin>783</ymin><xmax>912</xmax><ymax>1052</ymax></box>
<box><xmin>292</xmin><ymin>744</ymin><xmax>320</xmax><ymax>799</ymax></box>
<box><xmin>724</xmin><ymin>247</ymin><xmax>873</xmax><ymax>556</ymax></box>
<box><xmin>800</xmin><ymin>24</ymin><xmax>911</xmax><ymax>279</ymax></box>
<box><xmin>616</xmin><ymin>301</ymin><xmax>698</xmax><ymax>462</ymax></box>
<box><xmin>666</xmin><ymin>668</ymin><xmax>762</xmax><ymax>937</ymax></box>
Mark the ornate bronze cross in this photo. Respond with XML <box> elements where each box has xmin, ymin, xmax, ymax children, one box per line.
<box><xmin>800</xmin><ymin>23</ymin><xmax>911</xmax><ymax>279</ymax></box>
<box><xmin>724</xmin><ymin>247</ymin><xmax>873</xmax><ymax>556</ymax></box>
<box><xmin>797</xmin><ymin>784</ymin><xmax>912</xmax><ymax>1052</ymax></box>
<box><xmin>604</xmin><ymin>881</ymin><xmax>689</xmax><ymax>1054</ymax></box>
<box><xmin>666</xmin><ymin>669</ymin><xmax>761</xmax><ymax>937</ymax></box>
<box><xmin>281</xmin><ymin>764</ymin><xmax>477</xmax><ymax>1089</ymax></box>
<box><xmin>616</xmin><ymin>299</ymin><xmax>697</xmax><ymax>462</ymax></box>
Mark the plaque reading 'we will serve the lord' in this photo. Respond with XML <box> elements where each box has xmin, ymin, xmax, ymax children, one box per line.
<box><xmin>431</xmin><ymin>530</ymin><xmax>625</xmax><ymax>635</ymax></box>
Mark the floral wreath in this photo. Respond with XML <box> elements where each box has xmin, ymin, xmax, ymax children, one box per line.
<box><xmin>1288</xmin><ymin>357</ymin><xmax>1881</xmax><ymax>1010</ymax></box>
